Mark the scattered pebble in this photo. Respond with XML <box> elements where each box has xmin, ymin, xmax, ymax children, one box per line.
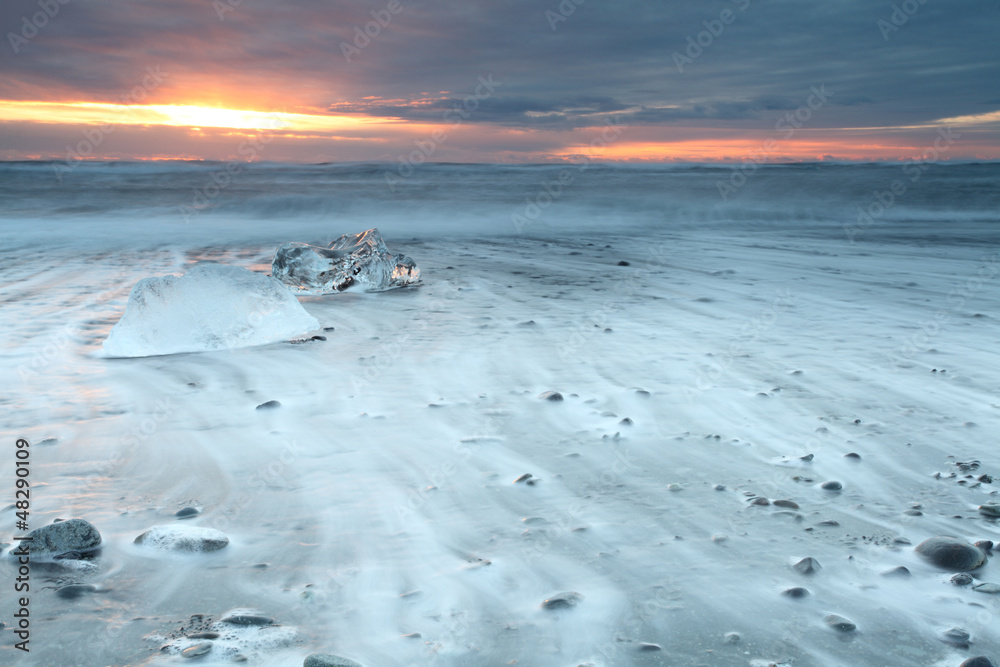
<box><xmin>617</xmin><ymin>261</ymin><xmax>631</xmax><ymax>266</ymax></box>
<box><xmin>23</xmin><ymin>518</ymin><xmax>102</xmax><ymax>559</ymax></box>
<box><xmin>637</xmin><ymin>643</ymin><xmax>661</xmax><ymax>651</ymax></box>
<box><xmin>824</xmin><ymin>614</ymin><xmax>856</xmax><ymax>633</ymax></box>
<box><xmin>880</xmin><ymin>566</ymin><xmax>911</xmax><ymax>579</ymax></box>
<box><xmin>303</xmin><ymin>654</ymin><xmax>364</xmax><ymax>667</ymax></box>
<box><xmin>794</xmin><ymin>557</ymin><xmax>821</xmax><ymax>575</ymax></box>
<box><xmin>619</xmin><ymin>418</ymin><xmax>633</xmax><ymax>426</ymax></box>
<box><xmin>256</xmin><ymin>400</ymin><xmax>281</xmax><ymax>410</ymax></box>
<box><xmin>135</xmin><ymin>525</ymin><xmax>229</xmax><ymax>553</ymax></box>
<box><xmin>975</xmin><ymin>540</ymin><xmax>994</xmax><ymax>552</ymax></box>
<box><xmin>538</xmin><ymin>391</ymin><xmax>563</xmax><ymax>402</ymax></box>
<box><xmin>844</xmin><ymin>453</ymin><xmax>861</xmax><ymax>460</ymax></box>
<box><xmin>960</xmin><ymin>658</ymin><xmax>998</xmax><ymax>667</ymax></box>
<box><xmin>781</xmin><ymin>587</ymin><xmax>809</xmax><ymax>598</ymax></box>
<box><xmin>56</xmin><ymin>583</ymin><xmax>99</xmax><ymax>600</ymax></box>
<box><xmin>723</xmin><ymin>632</ymin><xmax>741</xmax><ymax>644</ymax></box>
<box><xmin>773</xmin><ymin>500</ymin><xmax>799</xmax><ymax>509</ymax></box>
<box><xmin>668</xmin><ymin>483</ymin><xmax>683</xmax><ymax>492</ymax></box>
<box><xmin>973</xmin><ymin>583</ymin><xmax>1000</xmax><ymax>594</ymax></box>
<box><xmin>175</xmin><ymin>507</ymin><xmax>200</xmax><ymax>519</ymax></box>
<box><xmin>979</xmin><ymin>504</ymin><xmax>1000</xmax><ymax>518</ymax></box>
<box><xmin>221</xmin><ymin>614</ymin><xmax>274</xmax><ymax>626</ymax></box>
<box><xmin>941</xmin><ymin>627</ymin><xmax>972</xmax><ymax>646</ymax></box>
<box><xmin>820</xmin><ymin>480</ymin><xmax>843</xmax><ymax>491</ymax></box>
<box><xmin>514</xmin><ymin>473</ymin><xmax>532</xmax><ymax>483</ymax></box>
<box><xmin>541</xmin><ymin>591</ymin><xmax>583</xmax><ymax>609</ymax></box>
<box><xmin>952</xmin><ymin>573</ymin><xmax>974</xmax><ymax>586</ymax></box>
<box><xmin>915</xmin><ymin>536</ymin><xmax>987</xmax><ymax>571</ymax></box>
<box><xmin>750</xmin><ymin>497</ymin><xmax>770</xmax><ymax>506</ymax></box>
<box><xmin>182</xmin><ymin>642</ymin><xmax>213</xmax><ymax>659</ymax></box>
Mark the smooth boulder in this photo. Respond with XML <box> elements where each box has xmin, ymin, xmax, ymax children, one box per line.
<box><xmin>23</xmin><ymin>519</ymin><xmax>102</xmax><ymax>559</ymax></box>
<box><xmin>915</xmin><ymin>536</ymin><xmax>986</xmax><ymax>571</ymax></box>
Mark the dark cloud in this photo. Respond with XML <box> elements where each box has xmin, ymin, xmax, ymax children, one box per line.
<box><xmin>0</xmin><ymin>0</ymin><xmax>997</xmax><ymax>155</ymax></box>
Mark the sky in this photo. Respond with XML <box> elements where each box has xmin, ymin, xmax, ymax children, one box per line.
<box><xmin>0</xmin><ymin>0</ymin><xmax>998</xmax><ymax>163</ymax></box>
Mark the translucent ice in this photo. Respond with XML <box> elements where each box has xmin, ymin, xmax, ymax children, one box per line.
<box><xmin>103</xmin><ymin>264</ymin><xmax>320</xmax><ymax>357</ymax></box>
<box><xmin>271</xmin><ymin>227</ymin><xmax>419</xmax><ymax>294</ymax></box>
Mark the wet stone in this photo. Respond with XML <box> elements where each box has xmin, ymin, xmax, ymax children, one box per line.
<box><xmin>256</xmin><ymin>400</ymin><xmax>281</xmax><ymax>410</ymax></box>
<box><xmin>880</xmin><ymin>566</ymin><xmax>911</xmax><ymax>579</ymax></box>
<box><xmin>794</xmin><ymin>557</ymin><xmax>822</xmax><ymax>575</ymax></box>
<box><xmin>844</xmin><ymin>453</ymin><xmax>861</xmax><ymax>460</ymax></box>
<box><xmin>542</xmin><ymin>591</ymin><xmax>583</xmax><ymax>609</ymax></box>
<box><xmin>825</xmin><ymin>614</ymin><xmax>856</xmax><ymax>632</ymax></box>
<box><xmin>821</xmin><ymin>480</ymin><xmax>843</xmax><ymax>491</ymax></box>
<box><xmin>981</xmin><ymin>504</ymin><xmax>1000</xmax><ymax>517</ymax></box>
<box><xmin>56</xmin><ymin>584</ymin><xmax>98</xmax><ymax>600</ymax></box>
<box><xmin>975</xmin><ymin>540</ymin><xmax>994</xmax><ymax>552</ymax></box>
<box><xmin>538</xmin><ymin>391</ymin><xmax>564</xmax><ymax>402</ymax></box>
<box><xmin>973</xmin><ymin>583</ymin><xmax>1000</xmax><ymax>594</ymax></box>
<box><xmin>221</xmin><ymin>614</ymin><xmax>274</xmax><ymax>626</ymax></box>
<box><xmin>915</xmin><ymin>536</ymin><xmax>987</xmax><ymax>571</ymax></box>
<box><xmin>175</xmin><ymin>507</ymin><xmax>200</xmax><ymax>519</ymax></box>
<box><xmin>781</xmin><ymin>587</ymin><xmax>809</xmax><ymax>598</ymax></box>
<box><xmin>952</xmin><ymin>573</ymin><xmax>975</xmax><ymax>586</ymax></box>
<box><xmin>637</xmin><ymin>643</ymin><xmax>661</xmax><ymax>651</ymax></box>
<box><xmin>723</xmin><ymin>632</ymin><xmax>741</xmax><ymax>644</ymax></box>
<box><xmin>960</xmin><ymin>658</ymin><xmax>998</xmax><ymax>667</ymax></box>
<box><xmin>941</xmin><ymin>627</ymin><xmax>971</xmax><ymax>646</ymax></box>
<box><xmin>23</xmin><ymin>518</ymin><xmax>102</xmax><ymax>559</ymax></box>
<box><xmin>303</xmin><ymin>655</ymin><xmax>365</xmax><ymax>667</ymax></box>
<box><xmin>181</xmin><ymin>642</ymin><xmax>213</xmax><ymax>658</ymax></box>
<box><xmin>773</xmin><ymin>500</ymin><xmax>800</xmax><ymax>509</ymax></box>
<box><xmin>750</xmin><ymin>497</ymin><xmax>770</xmax><ymax>506</ymax></box>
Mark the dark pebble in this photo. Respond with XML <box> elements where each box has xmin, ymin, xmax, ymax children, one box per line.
<box><xmin>821</xmin><ymin>480</ymin><xmax>843</xmax><ymax>491</ymax></box>
<box><xmin>542</xmin><ymin>591</ymin><xmax>583</xmax><ymax>609</ymax></box>
<box><xmin>979</xmin><ymin>504</ymin><xmax>1000</xmax><ymax>518</ymax></box>
<box><xmin>619</xmin><ymin>418</ymin><xmax>633</xmax><ymax>426</ymax></box>
<box><xmin>844</xmin><ymin>453</ymin><xmax>861</xmax><ymax>460</ymax></box>
<box><xmin>773</xmin><ymin>500</ymin><xmax>800</xmax><ymax>509</ymax></box>
<box><xmin>256</xmin><ymin>400</ymin><xmax>281</xmax><ymax>410</ymax></box>
<box><xmin>175</xmin><ymin>507</ymin><xmax>200</xmax><ymax>519</ymax></box>
<box><xmin>637</xmin><ymin>643</ymin><xmax>661</xmax><ymax>651</ymax></box>
<box><xmin>750</xmin><ymin>497</ymin><xmax>770</xmax><ymax>506</ymax></box>
<box><xmin>617</xmin><ymin>261</ymin><xmax>630</xmax><ymax>266</ymax></box>
<box><xmin>311</xmin><ymin>335</ymin><xmax>327</xmax><ymax>341</ymax></box>
<box><xmin>56</xmin><ymin>584</ymin><xmax>98</xmax><ymax>600</ymax></box>
<box><xmin>818</xmin><ymin>520</ymin><xmax>839</xmax><ymax>526</ymax></box>
<box><xmin>904</xmin><ymin>509</ymin><xmax>923</xmax><ymax>516</ymax></box>
<box><xmin>794</xmin><ymin>557</ymin><xmax>821</xmax><ymax>575</ymax></box>
<box><xmin>538</xmin><ymin>391</ymin><xmax>563</xmax><ymax>402</ymax></box>
<box><xmin>952</xmin><ymin>573</ymin><xmax>974</xmax><ymax>586</ymax></box>
<box><xmin>880</xmin><ymin>566</ymin><xmax>911</xmax><ymax>579</ymax></box>
<box><xmin>915</xmin><ymin>536</ymin><xmax>987</xmax><ymax>571</ymax></box>
<box><xmin>186</xmin><ymin>632</ymin><xmax>220</xmax><ymax>640</ymax></box>
<box><xmin>181</xmin><ymin>642</ymin><xmax>213</xmax><ymax>658</ymax></box>
<box><xmin>824</xmin><ymin>614</ymin><xmax>856</xmax><ymax>632</ymax></box>
<box><xmin>781</xmin><ymin>587</ymin><xmax>810</xmax><ymax>598</ymax></box>
<box><xmin>303</xmin><ymin>655</ymin><xmax>364</xmax><ymax>667</ymax></box>
<box><xmin>941</xmin><ymin>627</ymin><xmax>971</xmax><ymax>645</ymax></box>
<box><xmin>323</xmin><ymin>327</ymin><xmax>336</xmax><ymax>332</ymax></box>
<box><xmin>514</xmin><ymin>473</ymin><xmax>532</xmax><ymax>483</ymax></box>
<box><xmin>975</xmin><ymin>540</ymin><xmax>994</xmax><ymax>552</ymax></box>
<box><xmin>221</xmin><ymin>614</ymin><xmax>273</xmax><ymax>626</ymax></box>
<box><xmin>960</xmin><ymin>658</ymin><xmax>998</xmax><ymax>667</ymax></box>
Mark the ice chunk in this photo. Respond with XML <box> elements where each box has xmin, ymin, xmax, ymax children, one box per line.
<box><xmin>103</xmin><ymin>264</ymin><xmax>320</xmax><ymax>357</ymax></box>
<box><xmin>271</xmin><ymin>227</ymin><xmax>419</xmax><ymax>294</ymax></box>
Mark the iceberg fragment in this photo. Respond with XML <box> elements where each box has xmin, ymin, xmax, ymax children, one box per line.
<box><xmin>271</xmin><ymin>227</ymin><xmax>419</xmax><ymax>294</ymax></box>
<box><xmin>103</xmin><ymin>264</ymin><xmax>320</xmax><ymax>357</ymax></box>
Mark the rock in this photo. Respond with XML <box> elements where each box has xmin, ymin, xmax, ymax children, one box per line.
<box><xmin>186</xmin><ymin>632</ymin><xmax>220</xmax><ymax>640</ymax></box>
<box><xmin>182</xmin><ymin>642</ymin><xmax>213</xmax><ymax>658</ymax></box>
<box><xmin>175</xmin><ymin>507</ymin><xmax>200</xmax><ymax>519</ymax></box>
<box><xmin>915</xmin><ymin>536</ymin><xmax>987</xmax><ymax>571</ymax></box>
<box><xmin>637</xmin><ymin>643</ymin><xmax>661</xmax><ymax>651</ymax></box>
<box><xmin>880</xmin><ymin>566</ymin><xmax>911</xmax><ymax>578</ymax></box>
<box><xmin>952</xmin><ymin>573</ymin><xmax>974</xmax><ymax>586</ymax></box>
<box><xmin>975</xmin><ymin>540</ymin><xmax>994</xmax><ymax>552</ymax></box>
<box><xmin>617</xmin><ymin>261</ymin><xmax>631</xmax><ymax>266</ymax></box>
<box><xmin>960</xmin><ymin>658</ymin><xmax>998</xmax><ymax>667</ymax></box>
<box><xmin>541</xmin><ymin>591</ymin><xmax>583</xmax><ymax>609</ymax></box>
<box><xmin>793</xmin><ymin>557</ymin><xmax>821</xmax><ymax>575</ymax></box>
<box><xmin>941</xmin><ymin>627</ymin><xmax>971</xmax><ymax>645</ymax></box>
<box><xmin>781</xmin><ymin>587</ymin><xmax>809</xmax><ymax>598</ymax></box>
<box><xmin>844</xmin><ymin>452</ymin><xmax>861</xmax><ymax>460</ymax></box>
<box><xmin>820</xmin><ymin>480</ymin><xmax>843</xmax><ymax>491</ymax></box>
<box><xmin>824</xmin><ymin>614</ymin><xmax>856</xmax><ymax>632</ymax></box>
<box><xmin>773</xmin><ymin>500</ymin><xmax>800</xmax><ymax>509</ymax></box>
<box><xmin>22</xmin><ymin>519</ymin><xmax>102</xmax><ymax>559</ymax></box>
<box><xmin>256</xmin><ymin>400</ymin><xmax>281</xmax><ymax>410</ymax></box>
<box><xmin>538</xmin><ymin>391</ymin><xmax>564</xmax><ymax>401</ymax></box>
<box><xmin>221</xmin><ymin>613</ymin><xmax>274</xmax><ymax>626</ymax></box>
<box><xmin>514</xmin><ymin>473</ymin><xmax>533</xmax><ymax>483</ymax></box>
<box><xmin>272</xmin><ymin>228</ymin><xmax>419</xmax><ymax>294</ymax></box>
<box><xmin>750</xmin><ymin>497</ymin><xmax>770</xmax><ymax>506</ymax></box>
<box><xmin>303</xmin><ymin>654</ymin><xmax>365</xmax><ymax>667</ymax></box>
<box><xmin>103</xmin><ymin>264</ymin><xmax>320</xmax><ymax>357</ymax></box>
<box><xmin>723</xmin><ymin>632</ymin><xmax>741</xmax><ymax>644</ymax></box>
<box><xmin>619</xmin><ymin>418</ymin><xmax>633</xmax><ymax>426</ymax></box>
<box><xmin>56</xmin><ymin>584</ymin><xmax>99</xmax><ymax>600</ymax></box>
<box><xmin>979</xmin><ymin>504</ymin><xmax>1000</xmax><ymax>517</ymax></box>
<box><xmin>134</xmin><ymin>524</ymin><xmax>229</xmax><ymax>553</ymax></box>
<box><xmin>973</xmin><ymin>583</ymin><xmax>1000</xmax><ymax>594</ymax></box>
